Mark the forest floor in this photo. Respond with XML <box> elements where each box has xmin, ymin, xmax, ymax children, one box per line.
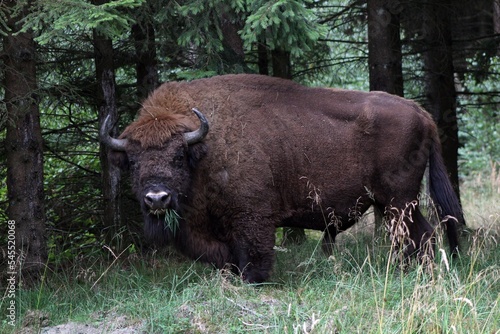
<box><xmin>17</xmin><ymin>310</ymin><xmax>143</xmax><ymax>333</ymax></box>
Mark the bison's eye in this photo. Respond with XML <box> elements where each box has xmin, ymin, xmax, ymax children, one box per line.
<box><xmin>129</xmin><ymin>159</ymin><xmax>140</xmax><ymax>170</ymax></box>
<box><xmin>172</xmin><ymin>152</ymin><xmax>184</xmax><ymax>168</ymax></box>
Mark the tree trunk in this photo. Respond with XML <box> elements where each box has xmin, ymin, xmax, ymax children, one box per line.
<box><xmin>494</xmin><ymin>0</ymin><xmax>500</xmax><ymax>55</ymax></box>
<box><xmin>367</xmin><ymin>0</ymin><xmax>404</xmax><ymax>233</ymax></box>
<box><xmin>93</xmin><ymin>27</ymin><xmax>122</xmax><ymax>247</ymax></box>
<box><xmin>219</xmin><ymin>12</ymin><xmax>247</xmax><ymax>72</ymax></box>
<box><xmin>132</xmin><ymin>20</ymin><xmax>159</xmax><ymax>101</ymax></box>
<box><xmin>367</xmin><ymin>0</ymin><xmax>404</xmax><ymax>96</ymax></box>
<box><xmin>4</xmin><ymin>2</ymin><xmax>47</xmax><ymax>283</ymax></box>
<box><xmin>270</xmin><ymin>48</ymin><xmax>305</xmax><ymax>243</ymax></box>
<box><xmin>422</xmin><ymin>0</ymin><xmax>461</xmax><ymax>201</ymax></box>
<box><xmin>271</xmin><ymin>49</ymin><xmax>292</xmax><ymax>79</ymax></box>
<box><xmin>495</xmin><ymin>0</ymin><xmax>500</xmax><ymax>33</ymax></box>
<box><xmin>257</xmin><ymin>38</ymin><xmax>269</xmax><ymax>75</ymax></box>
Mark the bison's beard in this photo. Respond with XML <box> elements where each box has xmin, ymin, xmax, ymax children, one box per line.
<box><xmin>143</xmin><ymin>210</ymin><xmax>179</xmax><ymax>247</ymax></box>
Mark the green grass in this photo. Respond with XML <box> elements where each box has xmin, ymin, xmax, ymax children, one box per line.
<box><xmin>2</xmin><ymin>186</ymin><xmax>499</xmax><ymax>334</ymax></box>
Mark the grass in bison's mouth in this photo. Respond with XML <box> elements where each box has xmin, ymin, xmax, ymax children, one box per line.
<box><xmin>149</xmin><ymin>208</ymin><xmax>181</xmax><ymax>236</ymax></box>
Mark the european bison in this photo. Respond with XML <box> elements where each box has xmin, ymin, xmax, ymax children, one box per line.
<box><xmin>101</xmin><ymin>74</ymin><xmax>464</xmax><ymax>283</ymax></box>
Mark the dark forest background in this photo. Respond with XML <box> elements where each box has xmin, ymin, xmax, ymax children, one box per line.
<box><xmin>1</xmin><ymin>0</ymin><xmax>499</xmax><ymax>282</ymax></box>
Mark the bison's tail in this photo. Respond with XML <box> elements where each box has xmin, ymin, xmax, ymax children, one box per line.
<box><xmin>428</xmin><ymin>136</ymin><xmax>465</xmax><ymax>255</ymax></box>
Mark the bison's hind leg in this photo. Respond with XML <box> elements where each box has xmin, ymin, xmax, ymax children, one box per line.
<box><xmin>412</xmin><ymin>208</ymin><xmax>436</xmax><ymax>263</ymax></box>
<box><xmin>386</xmin><ymin>202</ymin><xmax>436</xmax><ymax>264</ymax></box>
<box><xmin>322</xmin><ymin>227</ymin><xmax>337</xmax><ymax>256</ymax></box>
<box><xmin>321</xmin><ymin>216</ymin><xmax>357</xmax><ymax>256</ymax></box>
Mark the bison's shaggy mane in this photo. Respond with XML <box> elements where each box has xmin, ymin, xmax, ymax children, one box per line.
<box><xmin>120</xmin><ymin>90</ymin><xmax>197</xmax><ymax>148</ymax></box>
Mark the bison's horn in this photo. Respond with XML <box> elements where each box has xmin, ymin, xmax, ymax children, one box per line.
<box><xmin>100</xmin><ymin>115</ymin><xmax>128</xmax><ymax>151</ymax></box>
<box><xmin>184</xmin><ymin>108</ymin><xmax>209</xmax><ymax>145</ymax></box>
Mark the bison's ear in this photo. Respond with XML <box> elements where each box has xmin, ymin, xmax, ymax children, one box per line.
<box><xmin>187</xmin><ymin>143</ymin><xmax>208</xmax><ymax>169</ymax></box>
<box><xmin>109</xmin><ymin>151</ymin><xmax>129</xmax><ymax>170</ymax></box>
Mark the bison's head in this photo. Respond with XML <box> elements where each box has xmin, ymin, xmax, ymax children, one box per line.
<box><xmin>100</xmin><ymin>108</ymin><xmax>209</xmax><ymax>244</ymax></box>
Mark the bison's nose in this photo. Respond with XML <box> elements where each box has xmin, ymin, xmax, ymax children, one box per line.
<box><xmin>144</xmin><ymin>191</ymin><xmax>171</xmax><ymax>210</ymax></box>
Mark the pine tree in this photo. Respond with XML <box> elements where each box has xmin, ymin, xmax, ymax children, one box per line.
<box><xmin>4</xmin><ymin>0</ymin><xmax>47</xmax><ymax>283</ymax></box>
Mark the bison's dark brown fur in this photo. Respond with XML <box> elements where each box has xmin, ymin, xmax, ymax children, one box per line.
<box><xmin>102</xmin><ymin>74</ymin><xmax>465</xmax><ymax>283</ymax></box>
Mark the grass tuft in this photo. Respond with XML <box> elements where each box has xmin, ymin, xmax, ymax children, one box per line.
<box><xmin>163</xmin><ymin>209</ymin><xmax>181</xmax><ymax>236</ymax></box>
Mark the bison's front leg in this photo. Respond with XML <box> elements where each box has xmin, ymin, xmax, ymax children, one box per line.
<box><xmin>231</xmin><ymin>217</ymin><xmax>276</xmax><ymax>283</ymax></box>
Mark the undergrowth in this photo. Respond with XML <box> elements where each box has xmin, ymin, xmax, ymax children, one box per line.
<box><xmin>1</xmin><ymin>183</ymin><xmax>499</xmax><ymax>334</ymax></box>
